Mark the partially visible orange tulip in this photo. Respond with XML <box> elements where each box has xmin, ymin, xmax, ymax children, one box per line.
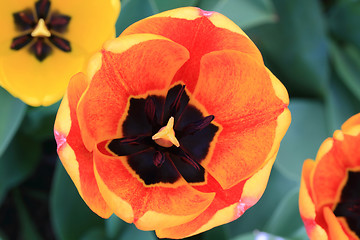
<box><xmin>299</xmin><ymin>113</ymin><xmax>360</xmax><ymax>240</ymax></box>
<box><xmin>54</xmin><ymin>7</ymin><xmax>291</xmax><ymax>239</ymax></box>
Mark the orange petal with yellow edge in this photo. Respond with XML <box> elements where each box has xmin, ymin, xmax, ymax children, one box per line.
<box><xmin>299</xmin><ymin>159</ymin><xmax>328</xmax><ymax>240</ymax></box>
<box><xmin>155</xmin><ymin>174</ymin><xmax>246</xmax><ymax>239</ymax></box>
<box><xmin>323</xmin><ymin>207</ymin><xmax>349</xmax><ymax>240</ymax></box>
<box><xmin>341</xmin><ymin>113</ymin><xmax>360</xmax><ymax>134</ymax></box>
<box><xmin>54</xmin><ymin>72</ymin><xmax>112</xmax><ymax>218</ymax></box>
<box><xmin>120</xmin><ymin>7</ymin><xmax>262</xmax><ymax>93</ymax></box>
<box><xmin>156</xmin><ymin>152</ymin><xmax>276</xmax><ymax>239</ymax></box>
<box><xmin>311</xmin><ymin>133</ymin><xmax>360</xmax><ymax>211</ymax></box>
<box><xmin>192</xmin><ymin>50</ymin><xmax>289</xmax><ymax>189</ymax></box>
<box><xmin>93</xmin><ymin>142</ymin><xmax>215</xmax><ymax>230</ymax></box>
<box><xmin>77</xmin><ymin>34</ymin><xmax>189</xmax><ymax>151</ymax></box>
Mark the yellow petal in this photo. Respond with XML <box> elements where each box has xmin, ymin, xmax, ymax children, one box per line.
<box><xmin>0</xmin><ymin>46</ymin><xmax>86</xmax><ymax>106</ymax></box>
<box><xmin>52</xmin><ymin>0</ymin><xmax>120</xmax><ymax>54</ymax></box>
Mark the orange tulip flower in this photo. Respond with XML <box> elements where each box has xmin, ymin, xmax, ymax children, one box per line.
<box><xmin>299</xmin><ymin>113</ymin><xmax>360</xmax><ymax>240</ymax></box>
<box><xmin>54</xmin><ymin>7</ymin><xmax>291</xmax><ymax>239</ymax></box>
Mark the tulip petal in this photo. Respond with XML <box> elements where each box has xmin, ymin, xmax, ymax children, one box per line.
<box><xmin>93</xmin><ymin>143</ymin><xmax>215</xmax><ymax>230</ymax></box>
<box><xmin>54</xmin><ymin>72</ymin><xmax>112</xmax><ymax>218</ymax></box>
<box><xmin>77</xmin><ymin>34</ymin><xmax>189</xmax><ymax>151</ymax></box>
<box><xmin>156</xmin><ymin>153</ymin><xmax>276</xmax><ymax>239</ymax></box>
<box><xmin>311</xmin><ymin>137</ymin><xmax>345</xmax><ymax>209</ymax></box>
<box><xmin>311</xmin><ymin>131</ymin><xmax>360</xmax><ymax>211</ymax></box>
<box><xmin>155</xmin><ymin>174</ymin><xmax>245</xmax><ymax>239</ymax></box>
<box><xmin>0</xmin><ymin>40</ymin><xmax>87</xmax><ymax>106</ymax></box>
<box><xmin>323</xmin><ymin>207</ymin><xmax>350</xmax><ymax>240</ymax></box>
<box><xmin>51</xmin><ymin>0</ymin><xmax>120</xmax><ymax>54</ymax></box>
<box><xmin>192</xmin><ymin>50</ymin><xmax>289</xmax><ymax>189</ymax></box>
<box><xmin>0</xmin><ymin>1</ymin><xmax>31</xmax><ymax>52</ymax></box>
<box><xmin>120</xmin><ymin>7</ymin><xmax>262</xmax><ymax>92</ymax></box>
<box><xmin>341</xmin><ymin>113</ymin><xmax>360</xmax><ymax>135</ymax></box>
<box><xmin>299</xmin><ymin>159</ymin><xmax>328</xmax><ymax>240</ymax></box>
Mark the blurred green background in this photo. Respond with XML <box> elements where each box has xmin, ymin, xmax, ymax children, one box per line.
<box><xmin>1</xmin><ymin>0</ymin><xmax>360</xmax><ymax>239</ymax></box>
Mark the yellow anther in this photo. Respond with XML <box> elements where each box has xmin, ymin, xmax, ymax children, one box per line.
<box><xmin>152</xmin><ymin>117</ymin><xmax>180</xmax><ymax>148</ymax></box>
<box><xmin>31</xmin><ymin>19</ymin><xmax>51</xmax><ymax>37</ymax></box>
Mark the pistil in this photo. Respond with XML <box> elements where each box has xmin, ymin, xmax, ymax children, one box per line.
<box><xmin>31</xmin><ymin>18</ymin><xmax>51</xmax><ymax>37</ymax></box>
<box><xmin>152</xmin><ymin>117</ymin><xmax>180</xmax><ymax>148</ymax></box>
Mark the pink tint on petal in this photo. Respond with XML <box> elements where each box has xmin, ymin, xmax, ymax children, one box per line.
<box><xmin>233</xmin><ymin>198</ymin><xmax>257</xmax><ymax>219</ymax></box>
<box><xmin>54</xmin><ymin>130</ymin><xmax>66</xmax><ymax>151</ymax></box>
<box><xmin>199</xmin><ymin>9</ymin><xmax>215</xmax><ymax>17</ymax></box>
<box><xmin>302</xmin><ymin>217</ymin><xmax>317</xmax><ymax>236</ymax></box>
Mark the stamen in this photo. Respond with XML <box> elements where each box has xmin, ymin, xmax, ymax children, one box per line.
<box><xmin>153</xmin><ymin>151</ymin><xmax>165</xmax><ymax>167</ymax></box>
<box><xmin>179</xmin><ymin>149</ymin><xmax>200</xmax><ymax>171</ymax></box>
<box><xmin>35</xmin><ymin>0</ymin><xmax>51</xmax><ymax>19</ymax></box>
<box><xmin>145</xmin><ymin>97</ymin><xmax>156</xmax><ymax>124</ymax></box>
<box><xmin>152</xmin><ymin>117</ymin><xmax>180</xmax><ymax>148</ymax></box>
<box><xmin>119</xmin><ymin>136</ymin><xmax>141</xmax><ymax>144</ymax></box>
<box><xmin>49</xmin><ymin>14</ymin><xmax>71</xmax><ymax>33</ymax></box>
<box><xmin>13</xmin><ymin>10</ymin><xmax>35</xmax><ymax>30</ymax></box>
<box><xmin>31</xmin><ymin>18</ymin><xmax>51</xmax><ymax>37</ymax></box>
<box><xmin>183</xmin><ymin>115</ymin><xmax>215</xmax><ymax>135</ymax></box>
<box><xmin>169</xmin><ymin>85</ymin><xmax>187</xmax><ymax>117</ymax></box>
<box><xmin>11</xmin><ymin>34</ymin><xmax>33</xmax><ymax>50</ymax></box>
<box><xmin>49</xmin><ymin>35</ymin><xmax>71</xmax><ymax>52</ymax></box>
<box><xmin>31</xmin><ymin>38</ymin><xmax>51</xmax><ymax>61</ymax></box>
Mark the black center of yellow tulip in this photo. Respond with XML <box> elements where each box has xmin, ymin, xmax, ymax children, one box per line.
<box><xmin>107</xmin><ymin>84</ymin><xmax>218</xmax><ymax>185</ymax></box>
<box><xmin>333</xmin><ymin>171</ymin><xmax>360</xmax><ymax>237</ymax></box>
<box><xmin>10</xmin><ymin>0</ymin><xmax>71</xmax><ymax>61</ymax></box>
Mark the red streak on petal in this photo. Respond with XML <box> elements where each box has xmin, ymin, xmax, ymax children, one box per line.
<box><xmin>199</xmin><ymin>9</ymin><xmax>215</xmax><ymax>17</ymax></box>
<box><xmin>54</xmin><ymin>129</ymin><xmax>67</xmax><ymax>151</ymax></box>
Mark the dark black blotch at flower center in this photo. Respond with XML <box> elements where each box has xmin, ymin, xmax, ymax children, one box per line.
<box><xmin>107</xmin><ymin>84</ymin><xmax>219</xmax><ymax>185</ymax></box>
<box><xmin>333</xmin><ymin>171</ymin><xmax>360</xmax><ymax>237</ymax></box>
<box><xmin>11</xmin><ymin>0</ymin><xmax>71</xmax><ymax>61</ymax></box>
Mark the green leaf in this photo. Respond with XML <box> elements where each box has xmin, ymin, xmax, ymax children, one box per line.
<box><xmin>0</xmin><ymin>134</ymin><xmax>41</xmax><ymax>204</ymax></box>
<box><xmin>227</xmin><ymin>168</ymin><xmax>297</xmax><ymax>236</ymax></box>
<box><xmin>80</xmin><ymin>228</ymin><xmax>107</xmax><ymax>240</ymax></box>
<box><xmin>116</xmin><ymin>0</ymin><xmax>200</xmax><ymax>35</ymax></box>
<box><xmin>325</xmin><ymin>70</ymin><xmax>360</xmax><ymax>134</ymax></box>
<box><xmin>203</xmin><ymin>225</ymin><xmax>230</xmax><ymax>240</ymax></box>
<box><xmin>247</xmin><ymin>0</ymin><xmax>329</xmax><ymax>97</ymax></box>
<box><xmin>329</xmin><ymin>41</ymin><xmax>360</xmax><ymax>102</ymax></box>
<box><xmin>116</xmin><ymin>0</ymin><xmax>158</xmax><ymax>35</ymax></box>
<box><xmin>230</xmin><ymin>232</ymin><xmax>255</xmax><ymax>240</ymax></box>
<box><xmin>118</xmin><ymin>224</ymin><xmax>156</xmax><ymax>240</ymax></box>
<box><xmin>0</xmin><ymin>87</ymin><xmax>26</xmax><ymax>158</ymax></box>
<box><xmin>328</xmin><ymin>0</ymin><xmax>360</xmax><ymax>49</ymax></box>
<box><xmin>231</xmin><ymin>231</ymin><xmax>296</xmax><ymax>240</ymax></box>
<box><xmin>20</xmin><ymin>102</ymin><xmax>60</xmax><ymax>140</ymax></box>
<box><xmin>105</xmin><ymin>215</ymin><xmax>127</xmax><ymax>239</ymax></box>
<box><xmin>198</xmin><ymin>0</ymin><xmax>276</xmax><ymax>29</ymax></box>
<box><xmin>153</xmin><ymin>0</ymin><xmax>199</xmax><ymax>12</ymax></box>
<box><xmin>275</xmin><ymin>99</ymin><xmax>328</xmax><ymax>182</ymax></box>
<box><xmin>290</xmin><ymin>227</ymin><xmax>308</xmax><ymax>240</ymax></box>
<box><xmin>13</xmin><ymin>190</ymin><xmax>43</xmax><ymax>240</ymax></box>
<box><xmin>263</xmin><ymin>188</ymin><xmax>303</xmax><ymax>237</ymax></box>
<box><xmin>50</xmin><ymin>163</ymin><xmax>105</xmax><ymax>240</ymax></box>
